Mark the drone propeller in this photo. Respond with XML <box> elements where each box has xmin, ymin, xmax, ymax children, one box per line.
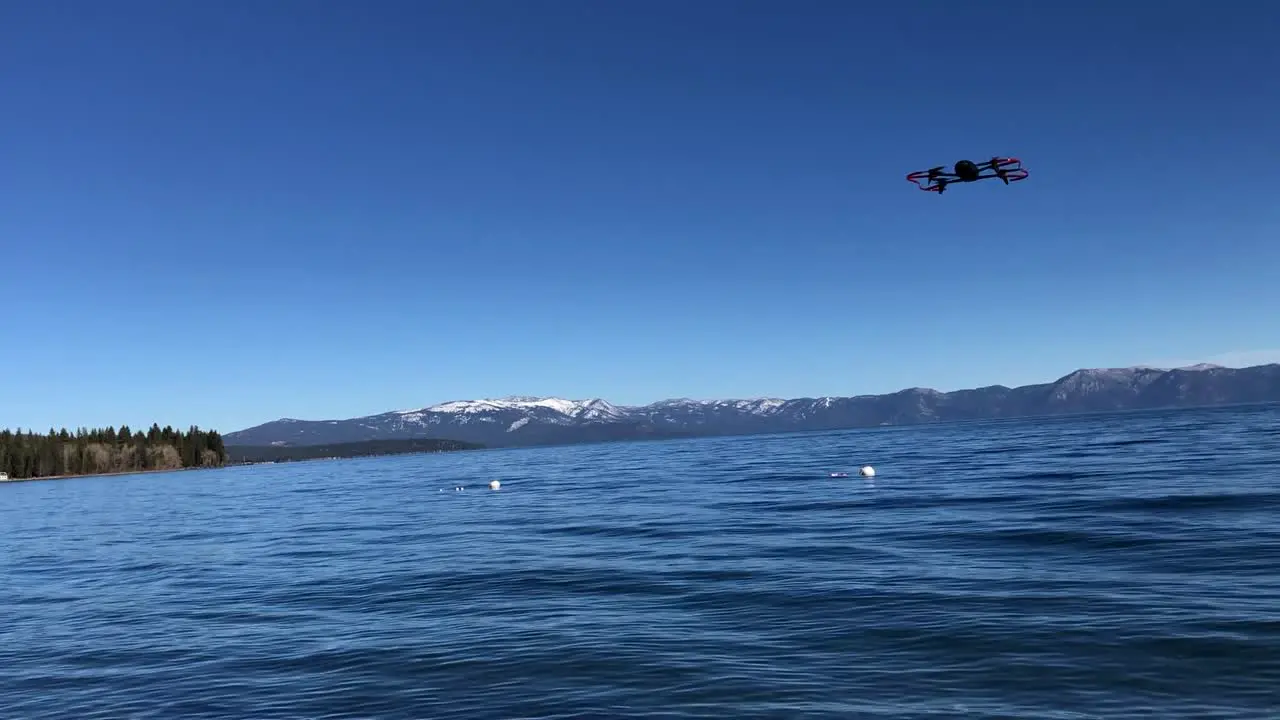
<box><xmin>990</xmin><ymin>156</ymin><xmax>1009</xmax><ymax>184</ymax></box>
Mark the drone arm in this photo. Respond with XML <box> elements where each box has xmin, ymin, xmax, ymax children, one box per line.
<box><xmin>906</xmin><ymin>168</ymin><xmax>959</xmax><ymax>191</ymax></box>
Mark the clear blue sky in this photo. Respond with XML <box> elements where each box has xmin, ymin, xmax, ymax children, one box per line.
<box><xmin>3</xmin><ymin>0</ymin><xmax>1278</xmax><ymax>434</ymax></box>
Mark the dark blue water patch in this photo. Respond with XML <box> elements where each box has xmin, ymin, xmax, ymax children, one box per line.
<box><xmin>534</xmin><ymin>521</ymin><xmax>708</xmax><ymax>540</ymax></box>
<box><xmin>944</xmin><ymin>525</ymin><xmax>1194</xmax><ymax>552</ymax></box>
<box><xmin>3</xmin><ymin>404</ymin><xmax>1280</xmax><ymax>718</ymax></box>
<box><xmin>1102</xmin><ymin>437</ymin><xmax>1168</xmax><ymax>447</ymax></box>
<box><xmin>1101</xmin><ymin>490</ymin><xmax>1280</xmax><ymax>513</ymax></box>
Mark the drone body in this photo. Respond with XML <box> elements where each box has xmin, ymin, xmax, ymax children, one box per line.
<box><xmin>906</xmin><ymin>157</ymin><xmax>1028</xmax><ymax>194</ymax></box>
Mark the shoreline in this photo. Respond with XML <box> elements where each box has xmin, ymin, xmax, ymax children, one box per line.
<box><xmin>0</xmin><ymin>465</ymin><xmax>214</xmax><ymax>485</ymax></box>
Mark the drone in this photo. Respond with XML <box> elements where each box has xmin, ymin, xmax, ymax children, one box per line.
<box><xmin>906</xmin><ymin>157</ymin><xmax>1029</xmax><ymax>194</ymax></box>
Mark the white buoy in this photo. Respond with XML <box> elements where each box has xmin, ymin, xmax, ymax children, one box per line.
<box><xmin>489</xmin><ymin>479</ymin><xmax>501</xmax><ymax>491</ymax></box>
<box><xmin>859</xmin><ymin>465</ymin><xmax>876</xmax><ymax>478</ymax></box>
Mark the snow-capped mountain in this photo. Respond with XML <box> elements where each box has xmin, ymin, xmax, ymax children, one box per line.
<box><xmin>222</xmin><ymin>363</ymin><xmax>1280</xmax><ymax>448</ymax></box>
<box><xmin>397</xmin><ymin>396</ymin><xmax>627</xmax><ymax>424</ymax></box>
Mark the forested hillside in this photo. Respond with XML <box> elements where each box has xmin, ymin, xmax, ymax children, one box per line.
<box><xmin>0</xmin><ymin>425</ymin><xmax>227</xmax><ymax>480</ymax></box>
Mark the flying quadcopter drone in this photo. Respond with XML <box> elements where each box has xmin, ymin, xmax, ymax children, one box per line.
<box><xmin>906</xmin><ymin>157</ymin><xmax>1029</xmax><ymax>194</ymax></box>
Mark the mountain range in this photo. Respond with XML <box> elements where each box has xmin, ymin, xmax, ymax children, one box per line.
<box><xmin>223</xmin><ymin>363</ymin><xmax>1280</xmax><ymax>449</ymax></box>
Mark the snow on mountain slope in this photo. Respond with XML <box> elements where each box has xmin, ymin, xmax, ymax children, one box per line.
<box><xmin>394</xmin><ymin>396</ymin><xmax>627</xmax><ymax>423</ymax></box>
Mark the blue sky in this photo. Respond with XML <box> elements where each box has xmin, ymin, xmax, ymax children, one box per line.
<box><xmin>3</xmin><ymin>0</ymin><xmax>1278</xmax><ymax>434</ymax></box>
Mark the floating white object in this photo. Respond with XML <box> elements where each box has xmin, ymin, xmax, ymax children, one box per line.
<box><xmin>859</xmin><ymin>465</ymin><xmax>875</xmax><ymax>478</ymax></box>
<box><xmin>489</xmin><ymin>479</ymin><xmax>501</xmax><ymax>491</ymax></box>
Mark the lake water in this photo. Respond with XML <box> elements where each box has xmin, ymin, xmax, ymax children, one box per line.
<box><xmin>3</xmin><ymin>404</ymin><xmax>1279</xmax><ymax>719</ymax></box>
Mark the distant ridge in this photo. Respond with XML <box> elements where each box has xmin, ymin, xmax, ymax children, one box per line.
<box><xmin>226</xmin><ymin>437</ymin><xmax>482</xmax><ymax>464</ymax></box>
<box><xmin>223</xmin><ymin>363</ymin><xmax>1280</xmax><ymax>448</ymax></box>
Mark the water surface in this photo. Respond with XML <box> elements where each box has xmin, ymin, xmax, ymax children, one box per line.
<box><xmin>3</xmin><ymin>404</ymin><xmax>1279</xmax><ymax>718</ymax></box>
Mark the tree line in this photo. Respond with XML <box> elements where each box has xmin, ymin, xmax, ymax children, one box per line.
<box><xmin>0</xmin><ymin>424</ymin><xmax>227</xmax><ymax>481</ymax></box>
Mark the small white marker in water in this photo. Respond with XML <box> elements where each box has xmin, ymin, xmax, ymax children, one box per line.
<box><xmin>489</xmin><ymin>479</ymin><xmax>501</xmax><ymax>491</ymax></box>
<box><xmin>859</xmin><ymin>465</ymin><xmax>876</xmax><ymax>478</ymax></box>
<box><xmin>455</xmin><ymin>486</ymin><xmax>465</xmax><ymax>492</ymax></box>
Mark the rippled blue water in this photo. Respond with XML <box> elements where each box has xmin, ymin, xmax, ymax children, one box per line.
<box><xmin>3</xmin><ymin>404</ymin><xmax>1279</xmax><ymax>719</ymax></box>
